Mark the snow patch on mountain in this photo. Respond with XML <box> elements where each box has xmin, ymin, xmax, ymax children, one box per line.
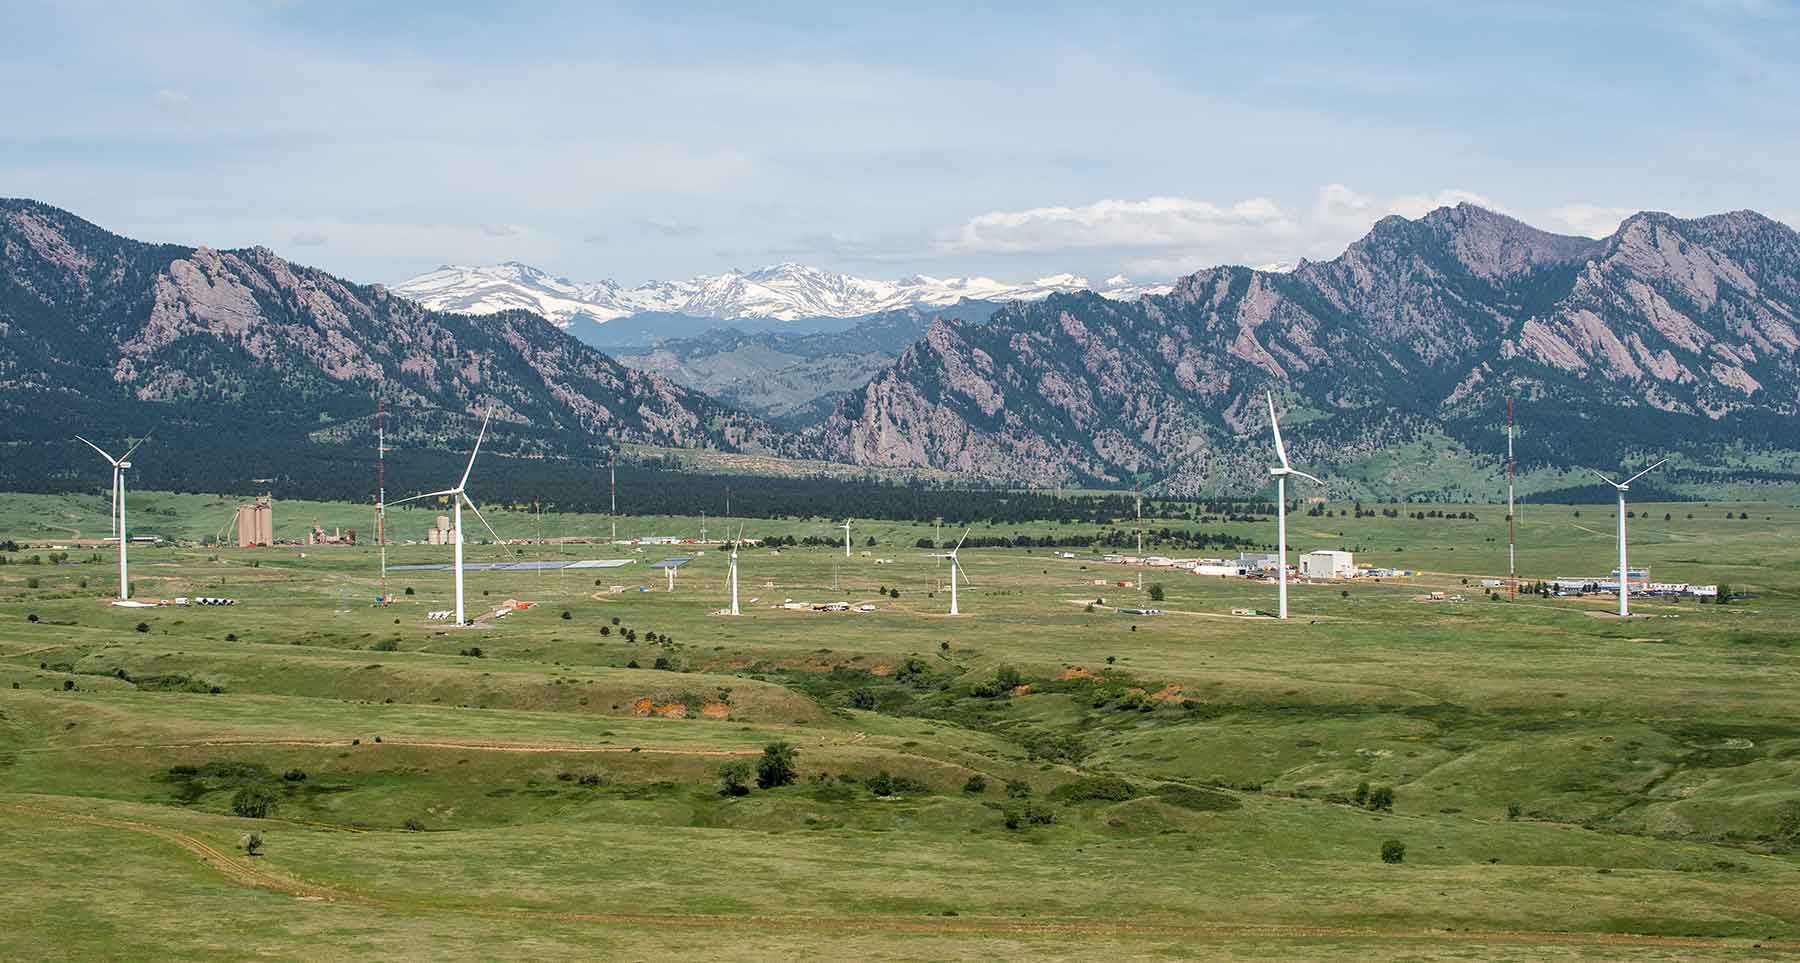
<box><xmin>393</xmin><ymin>261</ymin><xmax>1172</xmax><ymax>327</ymax></box>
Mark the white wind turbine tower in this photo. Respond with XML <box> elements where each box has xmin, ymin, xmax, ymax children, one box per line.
<box><xmin>727</xmin><ymin>524</ymin><xmax>744</xmax><ymax>616</ymax></box>
<box><xmin>927</xmin><ymin>528</ymin><xmax>972</xmax><ymax>615</ymax></box>
<box><xmin>390</xmin><ymin>409</ymin><xmax>500</xmax><ymax>625</ymax></box>
<box><xmin>76</xmin><ymin>435</ymin><xmax>147</xmax><ymax>601</ymax></box>
<box><xmin>1586</xmin><ymin>459</ymin><xmax>1665</xmax><ymax>617</ymax></box>
<box><xmin>1265</xmin><ymin>392</ymin><xmax>1322</xmax><ymax>621</ymax></box>
<box><xmin>841</xmin><ymin>520</ymin><xmax>853</xmax><ymax>558</ymax></box>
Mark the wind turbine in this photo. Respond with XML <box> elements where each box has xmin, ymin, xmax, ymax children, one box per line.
<box><xmin>726</xmin><ymin>524</ymin><xmax>745</xmax><ymax>616</ymax></box>
<box><xmin>1265</xmin><ymin>392</ymin><xmax>1322</xmax><ymax>620</ymax></box>
<box><xmin>1586</xmin><ymin>460</ymin><xmax>1665</xmax><ymax>617</ymax></box>
<box><xmin>927</xmin><ymin>528</ymin><xmax>971</xmax><ymax>615</ymax></box>
<box><xmin>390</xmin><ymin>409</ymin><xmax>500</xmax><ymax>625</ymax></box>
<box><xmin>841</xmin><ymin>520</ymin><xmax>853</xmax><ymax>558</ymax></box>
<box><xmin>76</xmin><ymin>435</ymin><xmax>147</xmax><ymax>601</ymax></box>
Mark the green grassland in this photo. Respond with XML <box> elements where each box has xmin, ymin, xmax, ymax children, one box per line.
<box><xmin>2</xmin><ymin>492</ymin><xmax>1798</xmax><ymax>959</ymax></box>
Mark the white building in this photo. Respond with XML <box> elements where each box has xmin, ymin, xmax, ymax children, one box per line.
<box><xmin>1239</xmin><ymin>552</ymin><xmax>1281</xmax><ymax>573</ymax></box>
<box><xmin>1299</xmin><ymin>550</ymin><xmax>1355</xmax><ymax>579</ymax></box>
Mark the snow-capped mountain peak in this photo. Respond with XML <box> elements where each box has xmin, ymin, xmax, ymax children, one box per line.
<box><xmin>392</xmin><ymin>261</ymin><xmax>1172</xmax><ymax>328</ymax></box>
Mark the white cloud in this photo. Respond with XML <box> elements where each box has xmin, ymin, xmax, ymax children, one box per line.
<box><xmin>151</xmin><ymin>88</ymin><xmax>189</xmax><ymax>113</ymax></box>
<box><xmin>949</xmin><ymin>195</ymin><xmax>1290</xmax><ymax>255</ymax></box>
<box><xmin>290</xmin><ymin>231</ymin><xmax>328</xmax><ymax>246</ymax></box>
<box><xmin>944</xmin><ymin>184</ymin><xmax>1516</xmax><ymax>273</ymax></box>
<box><xmin>481</xmin><ymin>224</ymin><xmax>525</xmax><ymax>238</ymax></box>
<box><xmin>1544</xmin><ymin>203</ymin><xmax>1635</xmax><ymax>238</ymax></box>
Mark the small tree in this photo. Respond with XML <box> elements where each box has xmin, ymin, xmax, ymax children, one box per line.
<box><xmin>1506</xmin><ymin>801</ymin><xmax>1522</xmax><ymax>820</ymax></box>
<box><xmin>962</xmin><ymin>774</ymin><xmax>988</xmax><ymax>795</ymax></box>
<box><xmin>241</xmin><ymin>832</ymin><xmax>264</xmax><ymax>856</ymax></box>
<box><xmin>1353</xmin><ymin>781</ymin><xmax>1370</xmax><ymax>806</ymax></box>
<box><xmin>718</xmin><ymin>761</ymin><xmax>751</xmax><ymax>796</ymax></box>
<box><xmin>1368</xmin><ymin>786</ymin><xmax>1395</xmax><ymax>812</ymax></box>
<box><xmin>1147</xmin><ymin>583</ymin><xmax>1165</xmax><ymax>602</ymax></box>
<box><xmin>756</xmin><ymin>742</ymin><xmax>797</xmax><ymax>789</ymax></box>
<box><xmin>231</xmin><ymin>784</ymin><xmax>278</xmax><ymax>819</ymax></box>
<box><xmin>1380</xmin><ymin>839</ymin><xmax>1406</xmax><ymax>864</ymax></box>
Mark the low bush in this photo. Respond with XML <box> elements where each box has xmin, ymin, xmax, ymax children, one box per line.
<box><xmin>1049</xmin><ymin>776</ymin><xmax>1140</xmax><ymax>803</ymax></box>
<box><xmin>962</xmin><ymin>774</ymin><xmax>988</xmax><ymax>795</ymax></box>
<box><xmin>1380</xmin><ymin>839</ymin><xmax>1406</xmax><ymax>864</ymax></box>
<box><xmin>1156</xmin><ymin>785</ymin><xmax>1242</xmax><ymax>812</ymax></box>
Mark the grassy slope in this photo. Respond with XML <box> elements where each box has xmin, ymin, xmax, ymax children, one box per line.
<box><xmin>1</xmin><ymin>496</ymin><xmax>1797</xmax><ymax>958</ymax></box>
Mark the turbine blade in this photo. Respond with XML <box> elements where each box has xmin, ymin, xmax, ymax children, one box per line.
<box><xmin>120</xmin><ymin>435</ymin><xmax>151</xmax><ymax>462</ymax></box>
<box><xmin>457</xmin><ymin>408</ymin><xmax>493</xmax><ymax>492</ymax></box>
<box><xmin>1585</xmin><ymin>467</ymin><xmax>1622</xmax><ymax>489</ymax></box>
<box><xmin>953</xmin><ymin>527</ymin><xmax>970</xmax><ymax>552</ymax></box>
<box><xmin>389</xmin><ymin>488</ymin><xmax>457</xmax><ymax>507</ymax></box>
<box><xmin>1266</xmin><ymin>392</ymin><xmax>1291</xmax><ymax>470</ymax></box>
<box><xmin>75</xmin><ymin>435</ymin><xmax>119</xmax><ymax>465</ymax></box>
<box><xmin>955</xmin><ymin>557</ymin><xmax>973</xmax><ymax>588</ymax></box>
<box><xmin>462</xmin><ymin>493</ymin><xmax>500</xmax><ymax>542</ymax></box>
<box><xmin>1622</xmin><ymin>459</ymin><xmax>1667</xmax><ymax>488</ymax></box>
<box><xmin>1290</xmin><ymin>470</ymin><xmax>1324</xmax><ymax>486</ymax></box>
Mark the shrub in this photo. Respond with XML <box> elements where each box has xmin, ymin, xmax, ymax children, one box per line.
<box><xmin>1506</xmin><ymin>801</ymin><xmax>1522</xmax><ymax>820</ymax></box>
<box><xmin>62</xmin><ymin>679</ymin><xmax>75</xmax><ymax>691</ymax></box>
<box><xmin>25</xmin><ymin>577</ymin><xmax>40</xmax><ymax>589</ymax></box>
<box><xmin>756</xmin><ymin>742</ymin><xmax>797</xmax><ymax>789</ymax></box>
<box><xmin>282</xmin><ymin>769</ymin><xmax>307</xmax><ymax>782</ymax></box>
<box><xmin>241</xmin><ymin>832</ymin><xmax>263</xmax><ymax>855</ymax></box>
<box><xmin>718</xmin><ymin>761</ymin><xmax>752</xmax><ymax>796</ymax></box>
<box><xmin>225</xmin><ymin>633</ymin><xmax>238</xmax><ymax>642</ymax></box>
<box><xmin>561</xmin><ymin>610</ymin><xmax>572</xmax><ymax>620</ymax></box>
<box><xmin>135</xmin><ymin>622</ymin><xmax>150</xmax><ymax>633</ymax></box>
<box><xmin>370</xmin><ymin>639</ymin><xmax>399</xmax><ymax>652</ymax></box>
<box><xmin>1353</xmin><ymin>781</ymin><xmax>1369</xmax><ymax>806</ymax></box>
<box><xmin>962</xmin><ymin>774</ymin><xmax>988</xmax><ymax>795</ymax></box>
<box><xmin>995</xmin><ymin>664</ymin><xmax>1022</xmax><ymax>688</ymax></box>
<box><xmin>1156</xmin><ymin>784</ymin><xmax>1241</xmax><ymax>812</ymax></box>
<box><xmin>599</xmin><ymin>626</ymin><xmax>610</xmax><ymax>637</ymax></box>
<box><xmin>1005</xmin><ymin>778</ymin><xmax>1032</xmax><ymax>799</ymax></box>
<box><xmin>26</xmin><ymin>613</ymin><xmax>39</xmax><ymax>623</ymax></box>
<box><xmin>1004</xmin><ymin>803</ymin><xmax>1056</xmax><ymax>830</ymax></box>
<box><xmin>403</xmin><ymin>586</ymin><xmax>414</xmax><ymax>596</ymax></box>
<box><xmin>611</xmin><ymin>616</ymin><xmax>621</xmax><ymax>626</ymax></box>
<box><xmin>459</xmin><ymin>646</ymin><xmax>483</xmax><ymax>658</ymax></box>
<box><xmin>652</xmin><ymin>656</ymin><xmax>672</xmax><ymax>671</ymax></box>
<box><xmin>578</xmin><ymin>773</ymin><xmax>601</xmax><ymax>787</ymax></box>
<box><xmin>1380</xmin><ymin>839</ymin><xmax>1406</xmax><ymax>864</ymax></box>
<box><xmin>1147</xmin><ymin>583</ymin><xmax>1165</xmax><ymax>602</ymax></box>
<box><xmin>403</xmin><ymin>817</ymin><xmax>426</xmax><ymax>832</ymax></box>
<box><xmin>848</xmin><ymin>688</ymin><xmax>877</xmax><ymax>710</ymax></box>
<box><xmin>1368</xmin><ymin>786</ymin><xmax>1395</xmax><ymax>812</ymax></box>
<box><xmin>231</xmin><ymin>785</ymin><xmax>278</xmax><ymax>819</ymax></box>
<box><xmin>1049</xmin><ymin>776</ymin><xmax>1140</xmax><ymax>803</ymax></box>
<box><xmin>865</xmin><ymin>771</ymin><xmax>895</xmax><ymax>796</ymax></box>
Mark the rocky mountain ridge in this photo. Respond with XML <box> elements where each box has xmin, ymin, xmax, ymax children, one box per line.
<box><xmin>819</xmin><ymin>204</ymin><xmax>1800</xmax><ymax>491</ymax></box>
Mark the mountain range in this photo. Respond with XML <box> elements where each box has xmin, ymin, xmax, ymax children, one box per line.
<box><xmin>0</xmin><ymin>198</ymin><xmax>797</xmax><ymax>493</ymax></box>
<box><xmin>820</xmin><ymin>204</ymin><xmax>1800</xmax><ymax>492</ymax></box>
<box><xmin>392</xmin><ymin>260</ymin><xmax>1171</xmax><ymax>331</ymax></box>
<box><xmin>6</xmin><ymin>197</ymin><xmax>1800</xmax><ymax>499</ymax></box>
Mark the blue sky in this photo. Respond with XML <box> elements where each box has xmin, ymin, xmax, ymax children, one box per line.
<box><xmin>4</xmin><ymin>0</ymin><xmax>1797</xmax><ymax>286</ymax></box>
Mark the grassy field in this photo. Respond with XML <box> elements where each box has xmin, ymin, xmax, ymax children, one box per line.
<box><xmin>2</xmin><ymin>493</ymin><xmax>1798</xmax><ymax>959</ymax></box>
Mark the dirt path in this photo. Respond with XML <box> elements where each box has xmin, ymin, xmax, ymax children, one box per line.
<box><xmin>5</xmin><ymin>800</ymin><xmax>1795</xmax><ymax>952</ymax></box>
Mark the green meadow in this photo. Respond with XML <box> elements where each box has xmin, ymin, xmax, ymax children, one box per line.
<box><xmin>2</xmin><ymin>492</ymin><xmax>1797</xmax><ymax>959</ymax></box>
